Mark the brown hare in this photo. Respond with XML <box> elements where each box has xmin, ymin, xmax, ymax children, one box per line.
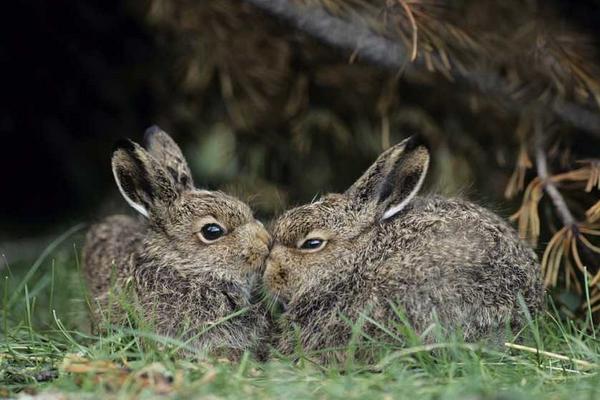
<box><xmin>265</xmin><ymin>135</ymin><xmax>544</xmax><ymax>363</ymax></box>
<box><xmin>82</xmin><ymin>126</ymin><xmax>271</xmax><ymax>359</ymax></box>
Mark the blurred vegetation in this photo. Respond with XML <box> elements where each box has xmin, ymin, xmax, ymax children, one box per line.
<box><xmin>141</xmin><ymin>0</ymin><xmax>600</xmax><ymax>317</ymax></box>
<box><xmin>3</xmin><ymin>242</ymin><xmax>600</xmax><ymax>398</ymax></box>
<box><xmin>1</xmin><ymin>1</ymin><xmax>599</xmax><ymax>316</ymax></box>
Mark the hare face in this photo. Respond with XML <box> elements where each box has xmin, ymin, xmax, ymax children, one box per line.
<box><xmin>263</xmin><ymin>135</ymin><xmax>543</xmax><ymax>361</ymax></box>
<box><xmin>265</xmin><ymin>195</ymin><xmax>363</xmax><ymax>301</ymax></box>
<box><xmin>148</xmin><ymin>190</ymin><xmax>271</xmax><ymax>278</ymax></box>
<box><xmin>265</xmin><ymin>136</ymin><xmax>430</xmax><ymax>304</ymax></box>
<box><xmin>112</xmin><ymin>127</ymin><xmax>271</xmax><ymax>284</ymax></box>
<box><xmin>85</xmin><ymin>126</ymin><xmax>273</xmax><ymax>358</ymax></box>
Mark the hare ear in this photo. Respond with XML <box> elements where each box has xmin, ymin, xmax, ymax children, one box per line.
<box><xmin>111</xmin><ymin>139</ymin><xmax>178</xmax><ymax>218</ymax></box>
<box><xmin>345</xmin><ymin>135</ymin><xmax>429</xmax><ymax>220</ymax></box>
<box><xmin>143</xmin><ymin>125</ymin><xmax>194</xmax><ymax>192</ymax></box>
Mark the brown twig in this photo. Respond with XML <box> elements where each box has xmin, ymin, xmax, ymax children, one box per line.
<box><xmin>534</xmin><ymin>116</ymin><xmax>576</xmax><ymax>228</ymax></box>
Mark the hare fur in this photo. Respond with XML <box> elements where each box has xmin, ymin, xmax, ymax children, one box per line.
<box><xmin>265</xmin><ymin>135</ymin><xmax>544</xmax><ymax>363</ymax></box>
<box><xmin>83</xmin><ymin>126</ymin><xmax>271</xmax><ymax>359</ymax></box>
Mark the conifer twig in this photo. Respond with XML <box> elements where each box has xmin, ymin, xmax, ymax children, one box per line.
<box><xmin>244</xmin><ymin>0</ymin><xmax>600</xmax><ymax>138</ymax></box>
<box><xmin>534</xmin><ymin>116</ymin><xmax>576</xmax><ymax>228</ymax></box>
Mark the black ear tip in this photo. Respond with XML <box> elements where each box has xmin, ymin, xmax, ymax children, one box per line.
<box><xmin>113</xmin><ymin>138</ymin><xmax>136</xmax><ymax>153</ymax></box>
<box><xmin>404</xmin><ymin>134</ymin><xmax>428</xmax><ymax>151</ymax></box>
<box><xmin>143</xmin><ymin>124</ymin><xmax>164</xmax><ymax>143</ymax></box>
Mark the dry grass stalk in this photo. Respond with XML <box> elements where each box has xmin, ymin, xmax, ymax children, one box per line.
<box><xmin>539</xmin><ymin>221</ymin><xmax>600</xmax><ymax>290</ymax></box>
<box><xmin>511</xmin><ymin>141</ymin><xmax>599</xmax><ymax>293</ymax></box>
<box><xmin>580</xmin><ymin>160</ymin><xmax>600</xmax><ymax>192</ymax></box>
<box><xmin>510</xmin><ymin>177</ymin><xmax>543</xmax><ymax>245</ymax></box>
<box><xmin>392</xmin><ymin>0</ymin><xmax>418</xmax><ymax>61</ymax></box>
<box><xmin>586</xmin><ymin>201</ymin><xmax>600</xmax><ymax>223</ymax></box>
<box><xmin>504</xmin><ymin>342</ymin><xmax>599</xmax><ymax>370</ymax></box>
<box><xmin>505</xmin><ymin>145</ymin><xmax>533</xmax><ymax>199</ymax></box>
<box><xmin>511</xmin><ymin>164</ymin><xmax>598</xmax><ymax>243</ymax></box>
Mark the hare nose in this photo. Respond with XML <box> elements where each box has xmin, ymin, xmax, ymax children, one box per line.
<box><xmin>252</xmin><ymin>222</ymin><xmax>272</xmax><ymax>248</ymax></box>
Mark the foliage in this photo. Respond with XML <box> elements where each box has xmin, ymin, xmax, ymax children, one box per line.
<box><xmin>3</xmin><ymin>1</ymin><xmax>600</xmax><ymax>396</ymax></box>
<box><xmin>133</xmin><ymin>0</ymin><xmax>600</xmax><ymax>317</ymax></box>
<box><xmin>2</xmin><ymin>233</ymin><xmax>600</xmax><ymax>399</ymax></box>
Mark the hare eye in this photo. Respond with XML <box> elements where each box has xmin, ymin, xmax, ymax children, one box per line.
<box><xmin>299</xmin><ymin>238</ymin><xmax>326</xmax><ymax>252</ymax></box>
<box><xmin>198</xmin><ymin>223</ymin><xmax>226</xmax><ymax>244</ymax></box>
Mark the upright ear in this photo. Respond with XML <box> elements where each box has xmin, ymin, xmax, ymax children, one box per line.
<box><xmin>345</xmin><ymin>135</ymin><xmax>429</xmax><ymax>221</ymax></box>
<box><xmin>143</xmin><ymin>125</ymin><xmax>194</xmax><ymax>192</ymax></box>
<box><xmin>111</xmin><ymin>139</ymin><xmax>179</xmax><ymax>218</ymax></box>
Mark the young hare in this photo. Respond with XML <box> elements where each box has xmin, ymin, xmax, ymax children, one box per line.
<box><xmin>83</xmin><ymin>126</ymin><xmax>271</xmax><ymax>358</ymax></box>
<box><xmin>265</xmin><ymin>136</ymin><xmax>544</xmax><ymax>363</ymax></box>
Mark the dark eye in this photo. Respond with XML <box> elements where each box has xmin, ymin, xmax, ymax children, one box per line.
<box><xmin>299</xmin><ymin>238</ymin><xmax>326</xmax><ymax>251</ymax></box>
<box><xmin>198</xmin><ymin>223</ymin><xmax>226</xmax><ymax>244</ymax></box>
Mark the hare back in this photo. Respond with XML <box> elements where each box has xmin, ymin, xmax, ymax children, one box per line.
<box><xmin>378</xmin><ymin>196</ymin><xmax>540</xmax><ymax>294</ymax></box>
<box><xmin>82</xmin><ymin>215</ymin><xmax>143</xmax><ymax>303</ymax></box>
<box><xmin>275</xmin><ymin>196</ymin><xmax>543</xmax><ymax>361</ymax></box>
<box><xmin>369</xmin><ymin>195</ymin><xmax>543</xmax><ymax>336</ymax></box>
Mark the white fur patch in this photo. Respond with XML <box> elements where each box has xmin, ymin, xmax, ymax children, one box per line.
<box><xmin>112</xmin><ymin>167</ymin><xmax>149</xmax><ymax>218</ymax></box>
<box><xmin>382</xmin><ymin>156</ymin><xmax>429</xmax><ymax>220</ymax></box>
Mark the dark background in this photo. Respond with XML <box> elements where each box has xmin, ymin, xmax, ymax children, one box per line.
<box><xmin>2</xmin><ymin>1</ymin><xmax>160</xmax><ymax>235</ymax></box>
<box><xmin>2</xmin><ymin>0</ymin><xmax>600</xmax><ymax>263</ymax></box>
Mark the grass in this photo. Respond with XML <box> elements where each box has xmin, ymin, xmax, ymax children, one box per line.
<box><xmin>2</xmin><ymin>227</ymin><xmax>600</xmax><ymax>399</ymax></box>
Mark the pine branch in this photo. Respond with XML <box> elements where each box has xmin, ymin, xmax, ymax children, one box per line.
<box><xmin>244</xmin><ymin>0</ymin><xmax>411</xmax><ymax>68</ymax></box>
<box><xmin>534</xmin><ymin>116</ymin><xmax>576</xmax><ymax>228</ymax></box>
<box><xmin>552</xmin><ymin>99</ymin><xmax>600</xmax><ymax>137</ymax></box>
<box><xmin>244</xmin><ymin>0</ymin><xmax>600</xmax><ymax>138</ymax></box>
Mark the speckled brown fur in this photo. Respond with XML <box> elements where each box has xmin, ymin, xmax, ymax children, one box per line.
<box><xmin>265</xmin><ymin>136</ymin><xmax>544</xmax><ymax>363</ymax></box>
<box><xmin>82</xmin><ymin>127</ymin><xmax>271</xmax><ymax>359</ymax></box>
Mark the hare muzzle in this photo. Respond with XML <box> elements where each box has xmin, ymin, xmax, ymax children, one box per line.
<box><xmin>263</xmin><ymin>245</ymin><xmax>295</xmax><ymax>300</ymax></box>
<box><xmin>239</xmin><ymin>222</ymin><xmax>271</xmax><ymax>272</ymax></box>
<box><xmin>264</xmin><ymin>257</ymin><xmax>286</xmax><ymax>294</ymax></box>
